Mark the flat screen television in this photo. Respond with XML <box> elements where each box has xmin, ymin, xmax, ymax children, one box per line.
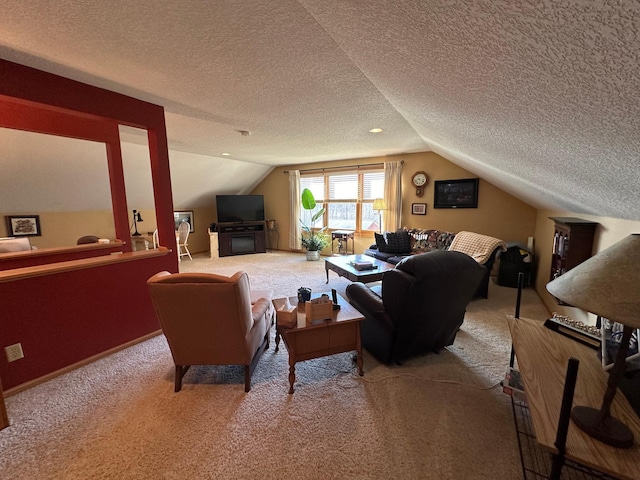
<box><xmin>433</xmin><ymin>178</ymin><xmax>479</xmax><ymax>209</ymax></box>
<box><xmin>216</xmin><ymin>195</ymin><xmax>265</xmax><ymax>223</ymax></box>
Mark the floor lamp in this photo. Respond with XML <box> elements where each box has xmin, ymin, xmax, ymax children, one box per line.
<box><xmin>373</xmin><ymin>198</ymin><xmax>386</xmax><ymax>233</ymax></box>
<box><xmin>546</xmin><ymin>233</ymin><xmax>640</xmax><ymax>448</ymax></box>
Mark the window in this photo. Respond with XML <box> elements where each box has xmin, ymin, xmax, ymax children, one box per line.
<box><xmin>300</xmin><ymin>167</ymin><xmax>385</xmax><ymax>233</ymax></box>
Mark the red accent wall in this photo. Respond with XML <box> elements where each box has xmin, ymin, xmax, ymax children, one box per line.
<box><xmin>0</xmin><ymin>60</ymin><xmax>179</xmax><ymax>390</ymax></box>
<box><xmin>0</xmin><ymin>255</ymin><xmax>169</xmax><ymax>389</ymax></box>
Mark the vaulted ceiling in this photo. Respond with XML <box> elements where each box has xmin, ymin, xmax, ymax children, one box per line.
<box><xmin>1</xmin><ymin>1</ymin><xmax>639</xmax><ymax>219</ymax></box>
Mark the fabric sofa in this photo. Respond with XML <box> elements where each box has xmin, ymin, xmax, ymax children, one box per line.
<box><xmin>346</xmin><ymin>250</ymin><xmax>486</xmax><ymax>364</ymax></box>
<box><xmin>365</xmin><ymin>229</ymin><xmax>506</xmax><ymax>298</ymax></box>
<box><xmin>364</xmin><ymin>228</ymin><xmax>456</xmax><ymax>264</ymax></box>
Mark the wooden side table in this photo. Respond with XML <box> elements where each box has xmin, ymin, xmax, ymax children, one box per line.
<box><xmin>267</xmin><ymin>226</ymin><xmax>279</xmax><ymax>251</ymax></box>
<box><xmin>331</xmin><ymin>230</ymin><xmax>355</xmax><ymax>255</ymax></box>
<box><xmin>508</xmin><ymin>315</ymin><xmax>640</xmax><ymax>479</ymax></box>
<box><xmin>208</xmin><ymin>229</ymin><xmax>219</xmax><ymax>258</ymax></box>
<box><xmin>273</xmin><ymin>293</ymin><xmax>364</xmax><ymax>393</ymax></box>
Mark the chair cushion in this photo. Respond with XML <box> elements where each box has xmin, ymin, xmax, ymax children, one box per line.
<box><xmin>384</xmin><ymin>230</ymin><xmax>411</xmax><ymax>253</ymax></box>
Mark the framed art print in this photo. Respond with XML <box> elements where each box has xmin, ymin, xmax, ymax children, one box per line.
<box><xmin>6</xmin><ymin>215</ymin><xmax>41</xmax><ymax>236</ymax></box>
<box><xmin>173</xmin><ymin>211</ymin><xmax>194</xmax><ymax>232</ymax></box>
<box><xmin>412</xmin><ymin>203</ymin><xmax>427</xmax><ymax>215</ymax></box>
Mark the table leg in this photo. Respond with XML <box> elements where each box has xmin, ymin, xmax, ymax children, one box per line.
<box><xmin>288</xmin><ymin>358</ymin><xmax>296</xmax><ymax>394</ymax></box>
<box><xmin>356</xmin><ymin>323</ymin><xmax>364</xmax><ymax>376</ymax></box>
<box><xmin>325</xmin><ymin>265</ymin><xmax>329</xmax><ymax>284</ymax></box>
<box><xmin>275</xmin><ymin>329</ymin><xmax>281</xmax><ymax>352</ymax></box>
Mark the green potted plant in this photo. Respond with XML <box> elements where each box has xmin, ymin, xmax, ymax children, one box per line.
<box><xmin>300</xmin><ymin>188</ymin><xmax>329</xmax><ymax>261</ymax></box>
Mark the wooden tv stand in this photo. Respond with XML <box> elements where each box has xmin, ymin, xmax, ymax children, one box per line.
<box><xmin>218</xmin><ymin>222</ymin><xmax>266</xmax><ymax>257</ymax></box>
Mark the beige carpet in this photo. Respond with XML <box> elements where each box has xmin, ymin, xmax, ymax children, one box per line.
<box><xmin>1</xmin><ymin>252</ymin><xmax>551</xmax><ymax>479</ymax></box>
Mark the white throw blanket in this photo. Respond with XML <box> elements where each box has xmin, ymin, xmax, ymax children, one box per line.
<box><xmin>448</xmin><ymin>231</ymin><xmax>507</xmax><ymax>264</ymax></box>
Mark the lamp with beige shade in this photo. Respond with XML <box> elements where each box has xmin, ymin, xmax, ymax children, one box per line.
<box><xmin>546</xmin><ymin>234</ymin><xmax>640</xmax><ymax>448</ymax></box>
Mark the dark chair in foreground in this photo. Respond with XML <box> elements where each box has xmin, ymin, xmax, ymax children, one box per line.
<box><xmin>346</xmin><ymin>251</ymin><xmax>486</xmax><ymax>365</ymax></box>
<box><xmin>147</xmin><ymin>271</ymin><xmax>273</xmax><ymax>392</ymax></box>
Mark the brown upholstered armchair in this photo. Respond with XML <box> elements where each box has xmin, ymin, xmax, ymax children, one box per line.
<box><xmin>346</xmin><ymin>251</ymin><xmax>486</xmax><ymax>364</ymax></box>
<box><xmin>147</xmin><ymin>271</ymin><xmax>274</xmax><ymax>392</ymax></box>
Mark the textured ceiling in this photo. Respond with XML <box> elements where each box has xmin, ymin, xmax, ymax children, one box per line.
<box><xmin>1</xmin><ymin>0</ymin><xmax>639</xmax><ymax>218</ymax></box>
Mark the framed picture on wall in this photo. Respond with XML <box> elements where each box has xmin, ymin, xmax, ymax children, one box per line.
<box><xmin>6</xmin><ymin>215</ymin><xmax>41</xmax><ymax>236</ymax></box>
<box><xmin>412</xmin><ymin>203</ymin><xmax>427</xmax><ymax>215</ymax></box>
<box><xmin>174</xmin><ymin>211</ymin><xmax>194</xmax><ymax>232</ymax></box>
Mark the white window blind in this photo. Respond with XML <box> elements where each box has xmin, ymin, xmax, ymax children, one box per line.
<box><xmin>299</xmin><ymin>167</ymin><xmax>385</xmax><ymax>233</ymax></box>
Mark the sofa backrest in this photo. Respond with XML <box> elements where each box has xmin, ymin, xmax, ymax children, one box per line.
<box><xmin>403</xmin><ymin>228</ymin><xmax>456</xmax><ymax>253</ymax></box>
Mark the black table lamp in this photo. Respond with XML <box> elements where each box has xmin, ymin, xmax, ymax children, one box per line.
<box><xmin>132</xmin><ymin>209</ymin><xmax>143</xmax><ymax>236</ymax></box>
<box><xmin>546</xmin><ymin>234</ymin><xmax>640</xmax><ymax>448</ymax></box>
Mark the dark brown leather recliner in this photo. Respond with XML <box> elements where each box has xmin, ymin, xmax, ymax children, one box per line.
<box><xmin>147</xmin><ymin>271</ymin><xmax>273</xmax><ymax>392</ymax></box>
<box><xmin>346</xmin><ymin>250</ymin><xmax>486</xmax><ymax>364</ymax></box>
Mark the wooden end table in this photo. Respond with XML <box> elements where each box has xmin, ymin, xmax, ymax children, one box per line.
<box><xmin>272</xmin><ymin>293</ymin><xmax>364</xmax><ymax>393</ymax></box>
<box><xmin>331</xmin><ymin>230</ymin><xmax>355</xmax><ymax>255</ymax></box>
<box><xmin>325</xmin><ymin>254</ymin><xmax>395</xmax><ymax>284</ymax></box>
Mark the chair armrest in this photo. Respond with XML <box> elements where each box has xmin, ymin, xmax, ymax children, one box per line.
<box><xmin>346</xmin><ymin>282</ymin><xmax>396</xmax><ymax>364</ymax></box>
<box><xmin>346</xmin><ymin>283</ymin><xmax>393</xmax><ymax>328</ymax></box>
<box><xmin>251</xmin><ymin>298</ymin><xmax>270</xmax><ymax>324</ymax></box>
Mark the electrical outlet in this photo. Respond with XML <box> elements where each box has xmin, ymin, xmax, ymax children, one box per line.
<box><xmin>5</xmin><ymin>343</ymin><xmax>24</xmax><ymax>362</ymax></box>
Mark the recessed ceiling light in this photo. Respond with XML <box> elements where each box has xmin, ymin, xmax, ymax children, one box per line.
<box><xmin>369</xmin><ymin>128</ymin><xmax>383</xmax><ymax>133</ymax></box>
<box><xmin>221</xmin><ymin>152</ymin><xmax>231</xmax><ymax>156</ymax></box>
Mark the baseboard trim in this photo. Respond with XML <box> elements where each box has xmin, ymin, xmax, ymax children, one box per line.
<box><xmin>4</xmin><ymin>330</ymin><xmax>163</xmax><ymax>397</ymax></box>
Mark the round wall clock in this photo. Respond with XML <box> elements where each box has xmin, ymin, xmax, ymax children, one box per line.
<box><xmin>412</xmin><ymin>171</ymin><xmax>429</xmax><ymax>197</ymax></box>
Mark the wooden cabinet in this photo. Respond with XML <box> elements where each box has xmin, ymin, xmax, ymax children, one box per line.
<box><xmin>218</xmin><ymin>222</ymin><xmax>266</xmax><ymax>257</ymax></box>
<box><xmin>549</xmin><ymin>217</ymin><xmax>598</xmax><ymax>282</ymax></box>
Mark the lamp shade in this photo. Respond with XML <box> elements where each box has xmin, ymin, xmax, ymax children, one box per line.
<box><xmin>373</xmin><ymin>198</ymin><xmax>386</xmax><ymax>211</ymax></box>
<box><xmin>546</xmin><ymin>234</ymin><xmax>640</xmax><ymax>329</ymax></box>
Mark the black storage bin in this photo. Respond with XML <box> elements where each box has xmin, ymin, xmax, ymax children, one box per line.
<box><xmin>498</xmin><ymin>244</ymin><xmax>533</xmax><ymax>288</ymax></box>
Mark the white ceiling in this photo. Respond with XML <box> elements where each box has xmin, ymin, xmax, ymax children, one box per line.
<box><xmin>1</xmin><ymin>0</ymin><xmax>639</xmax><ymax>218</ymax></box>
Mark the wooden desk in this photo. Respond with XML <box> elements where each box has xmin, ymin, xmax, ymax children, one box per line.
<box><xmin>508</xmin><ymin>315</ymin><xmax>640</xmax><ymax>479</ymax></box>
<box><xmin>131</xmin><ymin>235</ymin><xmax>153</xmax><ymax>251</ymax></box>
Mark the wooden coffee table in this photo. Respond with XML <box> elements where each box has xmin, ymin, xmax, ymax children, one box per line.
<box><xmin>272</xmin><ymin>292</ymin><xmax>364</xmax><ymax>394</ymax></box>
<box><xmin>324</xmin><ymin>254</ymin><xmax>395</xmax><ymax>284</ymax></box>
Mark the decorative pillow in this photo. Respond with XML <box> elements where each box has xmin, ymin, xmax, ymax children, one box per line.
<box><xmin>384</xmin><ymin>230</ymin><xmax>411</xmax><ymax>253</ymax></box>
<box><xmin>374</xmin><ymin>232</ymin><xmax>388</xmax><ymax>252</ymax></box>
